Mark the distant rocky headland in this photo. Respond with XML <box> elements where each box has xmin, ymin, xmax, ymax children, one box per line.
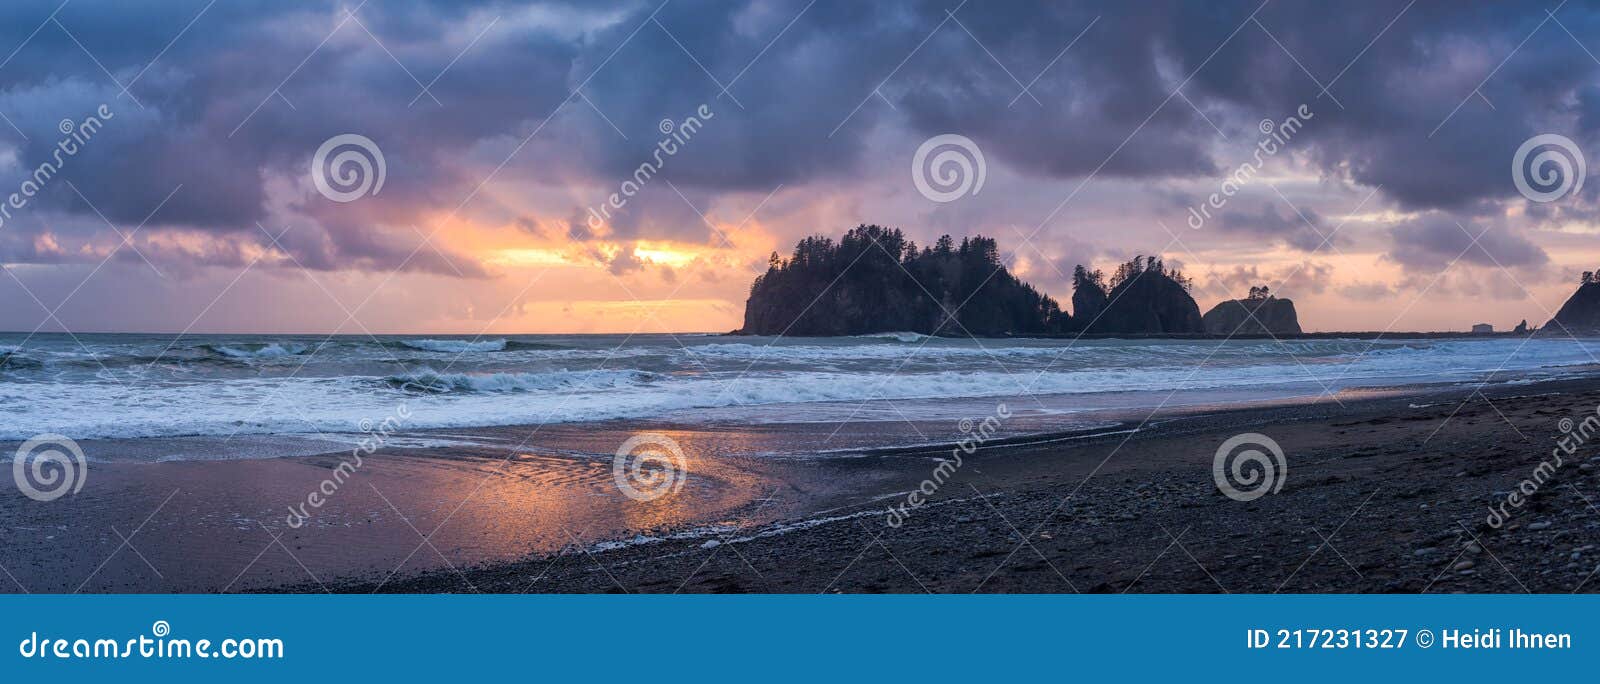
<box><xmin>737</xmin><ymin>225</ymin><xmax>1296</xmax><ymax>337</ymax></box>
<box><xmin>1545</xmin><ymin>276</ymin><xmax>1600</xmax><ymax>333</ymax></box>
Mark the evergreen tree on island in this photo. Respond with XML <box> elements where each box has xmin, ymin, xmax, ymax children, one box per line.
<box><xmin>738</xmin><ymin>226</ymin><xmax>1206</xmax><ymax>337</ymax></box>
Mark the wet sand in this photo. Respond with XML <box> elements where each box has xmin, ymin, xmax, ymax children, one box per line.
<box><xmin>0</xmin><ymin>422</ymin><xmax>929</xmax><ymax>592</ymax></box>
<box><xmin>328</xmin><ymin>377</ymin><xmax>1600</xmax><ymax>593</ymax></box>
<box><xmin>5</xmin><ymin>377</ymin><xmax>1599</xmax><ymax>593</ymax></box>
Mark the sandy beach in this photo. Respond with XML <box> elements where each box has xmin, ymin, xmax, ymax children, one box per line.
<box><xmin>0</xmin><ymin>422</ymin><xmax>886</xmax><ymax>592</ymax></box>
<box><xmin>312</xmin><ymin>377</ymin><xmax>1600</xmax><ymax>594</ymax></box>
<box><xmin>7</xmin><ymin>369</ymin><xmax>1592</xmax><ymax>594</ymax></box>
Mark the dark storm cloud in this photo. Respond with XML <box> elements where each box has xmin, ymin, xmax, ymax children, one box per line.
<box><xmin>0</xmin><ymin>0</ymin><xmax>1595</xmax><ymax>273</ymax></box>
<box><xmin>1387</xmin><ymin>215</ymin><xmax>1549</xmax><ymax>272</ymax></box>
<box><xmin>0</xmin><ymin>0</ymin><xmax>586</xmax><ymax>272</ymax></box>
<box><xmin>1217</xmin><ymin>202</ymin><xmax>1334</xmax><ymax>251</ymax></box>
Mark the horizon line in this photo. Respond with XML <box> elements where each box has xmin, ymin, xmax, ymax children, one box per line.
<box><xmin>0</xmin><ymin>328</ymin><xmax>1543</xmax><ymax>338</ymax></box>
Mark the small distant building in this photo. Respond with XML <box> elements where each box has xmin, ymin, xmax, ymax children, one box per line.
<box><xmin>1471</xmin><ymin>323</ymin><xmax>1494</xmax><ymax>334</ymax></box>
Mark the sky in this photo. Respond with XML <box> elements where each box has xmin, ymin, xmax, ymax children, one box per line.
<box><xmin>0</xmin><ymin>0</ymin><xmax>1598</xmax><ymax>334</ymax></box>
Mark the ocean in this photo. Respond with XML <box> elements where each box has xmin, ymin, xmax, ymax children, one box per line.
<box><xmin>3</xmin><ymin>331</ymin><xmax>1597</xmax><ymax>448</ymax></box>
<box><xmin>5</xmin><ymin>330</ymin><xmax>1600</xmax><ymax>591</ymax></box>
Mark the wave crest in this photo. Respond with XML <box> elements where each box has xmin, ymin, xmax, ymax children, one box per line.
<box><xmin>387</xmin><ymin>367</ymin><xmax>657</xmax><ymax>393</ymax></box>
<box><xmin>855</xmin><ymin>331</ymin><xmax>930</xmax><ymax>343</ymax></box>
<box><xmin>0</xmin><ymin>346</ymin><xmax>41</xmax><ymax>371</ymax></box>
<box><xmin>397</xmin><ymin>338</ymin><xmax>508</xmax><ymax>353</ymax></box>
<box><xmin>203</xmin><ymin>342</ymin><xmax>310</xmax><ymax>359</ymax></box>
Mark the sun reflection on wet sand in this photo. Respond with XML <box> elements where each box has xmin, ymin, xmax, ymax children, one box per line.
<box><xmin>0</xmin><ymin>423</ymin><xmax>874</xmax><ymax>592</ymax></box>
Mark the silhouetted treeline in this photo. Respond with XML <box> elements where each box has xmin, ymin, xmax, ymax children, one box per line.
<box><xmin>738</xmin><ymin>225</ymin><xmax>1205</xmax><ymax>337</ymax></box>
<box><xmin>1069</xmin><ymin>255</ymin><xmax>1202</xmax><ymax>334</ymax></box>
<box><xmin>739</xmin><ymin>225</ymin><xmax>1062</xmax><ymax>336</ymax></box>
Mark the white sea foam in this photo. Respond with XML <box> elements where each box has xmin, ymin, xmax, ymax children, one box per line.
<box><xmin>3</xmin><ymin>336</ymin><xmax>1597</xmax><ymax>442</ymax></box>
<box><xmin>387</xmin><ymin>367</ymin><xmax>654</xmax><ymax>393</ymax></box>
<box><xmin>206</xmin><ymin>342</ymin><xmax>310</xmax><ymax>359</ymax></box>
<box><xmin>855</xmin><ymin>331</ymin><xmax>930</xmax><ymax>343</ymax></box>
<box><xmin>398</xmin><ymin>338</ymin><xmax>509</xmax><ymax>353</ymax></box>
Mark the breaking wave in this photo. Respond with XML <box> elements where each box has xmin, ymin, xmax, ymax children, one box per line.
<box><xmin>0</xmin><ymin>346</ymin><xmax>41</xmax><ymax>371</ymax></box>
<box><xmin>855</xmin><ymin>331</ymin><xmax>930</xmax><ymax>343</ymax></box>
<box><xmin>6</xmin><ymin>333</ymin><xmax>1600</xmax><ymax>442</ymax></box>
<box><xmin>386</xmin><ymin>367</ymin><xmax>658</xmax><ymax>393</ymax></box>
<box><xmin>389</xmin><ymin>338</ymin><xmax>570</xmax><ymax>353</ymax></box>
<box><xmin>397</xmin><ymin>338</ymin><xmax>509</xmax><ymax>353</ymax></box>
<box><xmin>202</xmin><ymin>342</ymin><xmax>311</xmax><ymax>359</ymax></box>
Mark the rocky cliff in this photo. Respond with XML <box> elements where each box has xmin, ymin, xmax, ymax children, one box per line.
<box><xmin>1069</xmin><ymin>266</ymin><xmax>1107</xmax><ymax>329</ymax></box>
<box><xmin>1202</xmin><ymin>296</ymin><xmax>1302</xmax><ymax>335</ymax></box>
<box><xmin>738</xmin><ymin>225</ymin><xmax>1065</xmax><ymax>337</ymax></box>
<box><xmin>1545</xmin><ymin>281</ymin><xmax>1600</xmax><ymax>333</ymax></box>
<box><xmin>1073</xmin><ymin>257</ymin><xmax>1204</xmax><ymax>334</ymax></box>
<box><xmin>739</xmin><ymin>229</ymin><xmax>1206</xmax><ymax>337</ymax></box>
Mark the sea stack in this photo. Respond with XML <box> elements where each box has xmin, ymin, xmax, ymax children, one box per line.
<box><xmin>740</xmin><ymin>231</ymin><xmax>1210</xmax><ymax>337</ymax></box>
<box><xmin>738</xmin><ymin>225</ymin><xmax>1067</xmax><ymax>337</ymax></box>
<box><xmin>1072</xmin><ymin>256</ymin><xmax>1204</xmax><ymax>334</ymax></box>
<box><xmin>1202</xmin><ymin>288</ymin><xmax>1302</xmax><ymax>335</ymax></box>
